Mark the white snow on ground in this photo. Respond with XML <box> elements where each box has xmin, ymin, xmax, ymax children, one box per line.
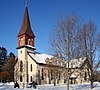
<box><xmin>0</xmin><ymin>82</ymin><xmax>100</xmax><ymax>90</ymax></box>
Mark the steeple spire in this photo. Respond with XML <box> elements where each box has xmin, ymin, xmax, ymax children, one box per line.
<box><xmin>18</xmin><ymin>4</ymin><xmax>35</xmax><ymax>37</ymax></box>
<box><xmin>17</xmin><ymin>1</ymin><xmax>35</xmax><ymax>48</ymax></box>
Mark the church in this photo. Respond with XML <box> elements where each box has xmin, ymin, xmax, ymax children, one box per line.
<box><xmin>14</xmin><ymin>3</ymin><xmax>90</xmax><ymax>88</ymax></box>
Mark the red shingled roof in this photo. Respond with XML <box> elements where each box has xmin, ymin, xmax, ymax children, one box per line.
<box><xmin>18</xmin><ymin>7</ymin><xmax>35</xmax><ymax>37</ymax></box>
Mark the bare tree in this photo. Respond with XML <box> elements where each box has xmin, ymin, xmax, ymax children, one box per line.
<box><xmin>49</xmin><ymin>14</ymin><xmax>80</xmax><ymax>90</ymax></box>
<box><xmin>49</xmin><ymin>14</ymin><xmax>100</xmax><ymax>89</ymax></box>
<box><xmin>77</xmin><ymin>21</ymin><xmax>100</xmax><ymax>89</ymax></box>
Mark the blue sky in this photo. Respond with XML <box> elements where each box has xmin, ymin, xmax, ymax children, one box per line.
<box><xmin>0</xmin><ymin>0</ymin><xmax>100</xmax><ymax>56</ymax></box>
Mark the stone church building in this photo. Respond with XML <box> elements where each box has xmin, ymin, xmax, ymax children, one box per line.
<box><xmin>14</xmin><ymin>4</ymin><xmax>90</xmax><ymax>88</ymax></box>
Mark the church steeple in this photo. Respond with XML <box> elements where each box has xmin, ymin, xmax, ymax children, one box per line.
<box><xmin>18</xmin><ymin>7</ymin><xmax>34</xmax><ymax>37</ymax></box>
<box><xmin>17</xmin><ymin>3</ymin><xmax>35</xmax><ymax>49</ymax></box>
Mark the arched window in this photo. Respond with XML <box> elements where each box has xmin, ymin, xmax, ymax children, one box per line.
<box><xmin>20</xmin><ymin>75</ymin><xmax>22</xmax><ymax>82</ymax></box>
<box><xmin>29</xmin><ymin>39</ymin><xmax>31</xmax><ymax>45</ymax></box>
<box><xmin>20</xmin><ymin>61</ymin><xmax>23</xmax><ymax>72</ymax></box>
<box><xmin>20</xmin><ymin>38</ymin><xmax>24</xmax><ymax>46</ymax></box>
<box><xmin>30</xmin><ymin>64</ymin><xmax>32</xmax><ymax>72</ymax></box>
<box><xmin>28</xmin><ymin>39</ymin><xmax>32</xmax><ymax>46</ymax></box>
<box><xmin>30</xmin><ymin>76</ymin><xmax>32</xmax><ymax>82</ymax></box>
<box><xmin>29</xmin><ymin>41</ymin><xmax>32</xmax><ymax>46</ymax></box>
<box><xmin>26</xmin><ymin>38</ymin><xmax>32</xmax><ymax>46</ymax></box>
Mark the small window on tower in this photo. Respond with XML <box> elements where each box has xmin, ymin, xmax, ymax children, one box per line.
<box><xmin>20</xmin><ymin>51</ymin><xmax>22</xmax><ymax>54</ymax></box>
<box><xmin>20</xmin><ymin>38</ymin><xmax>24</xmax><ymax>46</ymax></box>
<box><xmin>30</xmin><ymin>41</ymin><xmax>32</xmax><ymax>46</ymax></box>
<box><xmin>30</xmin><ymin>64</ymin><xmax>32</xmax><ymax>72</ymax></box>
<box><xmin>28</xmin><ymin>39</ymin><xmax>32</xmax><ymax>46</ymax></box>
<box><xmin>26</xmin><ymin>38</ymin><xmax>32</xmax><ymax>46</ymax></box>
<box><xmin>26</xmin><ymin>38</ymin><xmax>28</xmax><ymax>45</ymax></box>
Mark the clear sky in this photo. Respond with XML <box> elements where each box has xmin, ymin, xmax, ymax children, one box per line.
<box><xmin>0</xmin><ymin>0</ymin><xmax>100</xmax><ymax>56</ymax></box>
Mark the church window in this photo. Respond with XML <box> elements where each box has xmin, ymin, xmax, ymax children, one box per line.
<box><xmin>84</xmin><ymin>72</ymin><xmax>87</xmax><ymax>80</ymax></box>
<box><xmin>30</xmin><ymin>64</ymin><xmax>32</xmax><ymax>72</ymax></box>
<box><xmin>28</xmin><ymin>39</ymin><xmax>32</xmax><ymax>46</ymax></box>
<box><xmin>20</xmin><ymin>51</ymin><xmax>22</xmax><ymax>54</ymax></box>
<box><xmin>51</xmin><ymin>69</ymin><xmax>53</xmax><ymax>80</ymax></box>
<box><xmin>20</xmin><ymin>75</ymin><xmax>22</xmax><ymax>82</ymax></box>
<box><xmin>58</xmin><ymin>71</ymin><xmax>60</xmax><ymax>80</ymax></box>
<box><xmin>37</xmin><ymin>70</ymin><xmax>40</xmax><ymax>81</ymax></box>
<box><xmin>28</xmin><ymin>39</ymin><xmax>30</xmax><ymax>45</ymax></box>
<box><xmin>26</xmin><ymin>38</ymin><xmax>32</xmax><ymax>46</ymax></box>
<box><xmin>41</xmin><ymin>68</ymin><xmax>44</xmax><ymax>80</ymax></box>
<box><xmin>30</xmin><ymin>41</ymin><xmax>32</xmax><ymax>46</ymax></box>
<box><xmin>20</xmin><ymin>38</ymin><xmax>24</xmax><ymax>46</ymax></box>
<box><xmin>30</xmin><ymin>76</ymin><xmax>32</xmax><ymax>82</ymax></box>
<box><xmin>27</xmin><ymin>74</ymin><xmax>29</xmax><ymax>82</ymax></box>
<box><xmin>26</xmin><ymin>38</ymin><xmax>28</xmax><ymax>45</ymax></box>
<box><xmin>20</xmin><ymin>61</ymin><xmax>23</xmax><ymax>72</ymax></box>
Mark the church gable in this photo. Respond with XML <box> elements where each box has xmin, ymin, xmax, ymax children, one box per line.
<box><xmin>68</xmin><ymin>57</ymin><xmax>87</xmax><ymax>69</ymax></box>
<box><xmin>27</xmin><ymin>52</ymin><xmax>53</xmax><ymax>64</ymax></box>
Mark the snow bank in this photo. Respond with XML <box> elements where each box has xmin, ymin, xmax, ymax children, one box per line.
<box><xmin>0</xmin><ymin>82</ymin><xmax>100</xmax><ymax>90</ymax></box>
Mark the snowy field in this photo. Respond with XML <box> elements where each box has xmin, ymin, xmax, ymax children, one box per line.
<box><xmin>0</xmin><ymin>82</ymin><xmax>100</xmax><ymax>90</ymax></box>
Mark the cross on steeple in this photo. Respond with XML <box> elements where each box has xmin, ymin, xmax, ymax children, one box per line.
<box><xmin>26</xmin><ymin>0</ymin><xmax>28</xmax><ymax>7</ymax></box>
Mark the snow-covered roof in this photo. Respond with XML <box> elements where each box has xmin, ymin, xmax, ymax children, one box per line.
<box><xmin>25</xmin><ymin>45</ymin><xmax>36</xmax><ymax>49</ymax></box>
<box><xmin>28</xmin><ymin>52</ymin><xmax>53</xmax><ymax>64</ymax></box>
<box><xmin>70</xmin><ymin>74</ymin><xmax>76</xmax><ymax>78</ymax></box>
<box><xmin>28</xmin><ymin>52</ymin><xmax>87</xmax><ymax>68</ymax></box>
<box><xmin>67</xmin><ymin>57</ymin><xmax>87</xmax><ymax>68</ymax></box>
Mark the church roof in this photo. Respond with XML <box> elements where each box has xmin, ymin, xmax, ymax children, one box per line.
<box><xmin>18</xmin><ymin>6</ymin><xmax>35</xmax><ymax>37</ymax></box>
<box><xmin>68</xmin><ymin>57</ymin><xmax>87</xmax><ymax>68</ymax></box>
<box><xmin>28</xmin><ymin>52</ymin><xmax>53</xmax><ymax>64</ymax></box>
<box><xmin>28</xmin><ymin>52</ymin><xmax>87</xmax><ymax>69</ymax></box>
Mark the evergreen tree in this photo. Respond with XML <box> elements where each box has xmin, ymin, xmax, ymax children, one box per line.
<box><xmin>0</xmin><ymin>52</ymin><xmax>17</xmax><ymax>82</ymax></box>
<box><xmin>0</xmin><ymin>47</ymin><xmax>7</xmax><ymax>72</ymax></box>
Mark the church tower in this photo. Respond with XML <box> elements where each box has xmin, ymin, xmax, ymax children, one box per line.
<box><xmin>17</xmin><ymin>6</ymin><xmax>35</xmax><ymax>49</ymax></box>
<box><xmin>16</xmin><ymin>2</ymin><xmax>35</xmax><ymax>88</ymax></box>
